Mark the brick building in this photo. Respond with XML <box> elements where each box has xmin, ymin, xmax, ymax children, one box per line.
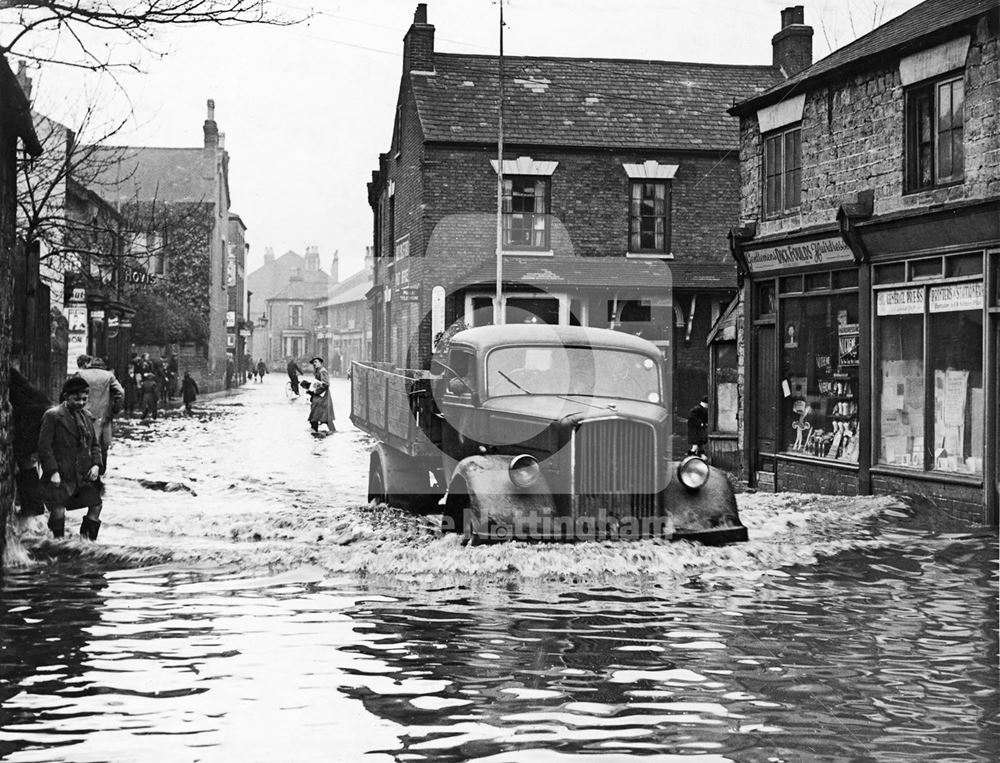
<box><xmin>367</xmin><ymin>4</ymin><xmax>782</xmax><ymax>433</ymax></box>
<box><xmin>227</xmin><ymin>213</ymin><xmax>248</xmax><ymax>380</ymax></box>
<box><xmin>729</xmin><ymin>0</ymin><xmax>999</xmax><ymax>523</ymax></box>
<box><xmin>315</xmin><ymin>248</ymin><xmax>374</xmax><ymax>373</ymax></box>
<box><xmin>1</xmin><ymin>53</ymin><xmax>42</xmax><ymax>558</ymax></box>
<box><xmin>246</xmin><ymin>245</ymin><xmax>329</xmax><ymax>364</ymax></box>
<box><xmin>89</xmin><ymin>100</ymin><xmax>235</xmax><ymax>392</ymax></box>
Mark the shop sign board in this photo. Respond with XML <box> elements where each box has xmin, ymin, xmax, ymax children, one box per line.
<box><xmin>745</xmin><ymin>236</ymin><xmax>854</xmax><ymax>273</ymax></box>
<box><xmin>70</xmin><ymin>287</ymin><xmax>86</xmax><ymax>303</ymax></box>
<box><xmin>877</xmin><ymin>287</ymin><xmax>924</xmax><ymax>315</ymax></box>
<box><xmin>929</xmin><ymin>282</ymin><xmax>983</xmax><ymax>313</ymax></box>
<box><xmin>226</xmin><ymin>310</ymin><xmax>236</xmax><ymax>328</ymax></box>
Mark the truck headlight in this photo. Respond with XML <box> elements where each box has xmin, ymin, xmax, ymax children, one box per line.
<box><xmin>677</xmin><ymin>455</ymin><xmax>710</xmax><ymax>489</ymax></box>
<box><xmin>509</xmin><ymin>454</ymin><xmax>540</xmax><ymax>488</ymax></box>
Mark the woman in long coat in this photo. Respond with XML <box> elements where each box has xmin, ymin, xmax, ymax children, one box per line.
<box><xmin>306</xmin><ymin>356</ymin><xmax>336</xmax><ymax>433</ymax></box>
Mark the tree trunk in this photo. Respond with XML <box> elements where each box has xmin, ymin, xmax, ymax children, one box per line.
<box><xmin>1</xmin><ymin>109</ymin><xmax>16</xmax><ymax>566</ymax></box>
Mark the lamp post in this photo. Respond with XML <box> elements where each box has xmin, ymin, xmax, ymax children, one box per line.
<box><xmin>258</xmin><ymin>311</ymin><xmax>269</xmax><ymax>366</ymax></box>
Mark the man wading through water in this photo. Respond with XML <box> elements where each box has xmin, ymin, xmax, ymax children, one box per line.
<box><xmin>38</xmin><ymin>376</ymin><xmax>104</xmax><ymax>540</ymax></box>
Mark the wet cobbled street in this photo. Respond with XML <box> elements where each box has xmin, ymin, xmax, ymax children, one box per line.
<box><xmin>1</xmin><ymin>377</ymin><xmax>997</xmax><ymax>762</ymax></box>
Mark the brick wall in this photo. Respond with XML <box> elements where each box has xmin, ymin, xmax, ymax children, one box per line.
<box><xmin>776</xmin><ymin>459</ymin><xmax>860</xmax><ymax>496</ymax></box>
<box><xmin>739</xmin><ymin>13</ymin><xmax>1000</xmax><ymax>233</ymax></box>
<box><xmin>871</xmin><ymin>473</ymin><xmax>986</xmax><ymax>525</ymax></box>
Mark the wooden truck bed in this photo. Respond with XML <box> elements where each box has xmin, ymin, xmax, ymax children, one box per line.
<box><xmin>350</xmin><ymin>361</ymin><xmax>439</xmax><ymax>458</ymax></box>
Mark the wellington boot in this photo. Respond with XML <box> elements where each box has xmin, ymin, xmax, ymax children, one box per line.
<box><xmin>80</xmin><ymin>517</ymin><xmax>101</xmax><ymax>541</ymax></box>
<box><xmin>48</xmin><ymin>515</ymin><xmax>65</xmax><ymax>538</ymax></box>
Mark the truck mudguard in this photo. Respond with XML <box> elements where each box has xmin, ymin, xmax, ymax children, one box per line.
<box><xmin>447</xmin><ymin>454</ymin><xmax>557</xmax><ymax>540</ymax></box>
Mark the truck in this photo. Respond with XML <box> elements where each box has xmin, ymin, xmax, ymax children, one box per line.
<box><xmin>350</xmin><ymin>324</ymin><xmax>747</xmax><ymax>545</ymax></box>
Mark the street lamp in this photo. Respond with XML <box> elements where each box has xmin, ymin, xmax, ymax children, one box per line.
<box><xmin>257</xmin><ymin>311</ymin><xmax>269</xmax><ymax>365</ymax></box>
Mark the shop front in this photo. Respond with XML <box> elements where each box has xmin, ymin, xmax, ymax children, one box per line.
<box><xmin>734</xmin><ymin>200</ymin><xmax>999</xmax><ymax>525</ymax></box>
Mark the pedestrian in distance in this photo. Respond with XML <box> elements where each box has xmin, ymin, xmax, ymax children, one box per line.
<box><xmin>156</xmin><ymin>356</ymin><xmax>170</xmax><ymax>408</ymax></box>
<box><xmin>38</xmin><ymin>375</ymin><xmax>104</xmax><ymax>540</ymax></box>
<box><xmin>181</xmin><ymin>371</ymin><xmax>199</xmax><ymax>414</ymax></box>
<box><xmin>330</xmin><ymin>347</ymin><xmax>343</xmax><ymax>377</ymax></box>
<box><xmin>256</xmin><ymin>359</ymin><xmax>268</xmax><ymax>383</ymax></box>
<box><xmin>75</xmin><ymin>354</ymin><xmax>124</xmax><ymax>476</ymax></box>
<box><xmin>140</xmin><ymin>373</ymin><xmax>159</xmax><ymax>420</ymax></box>
<box><xmin>286</xmin><ymin>357</ymin><xmax>302</xmax><ymax>396</ymax></box>
<box><xmin>306</xmin><ymin>356</ymin><xmax>336</xmax><ymax>433</ymax></box>
<box><xmin>687</xmin><ymin>395</ymin><xmax>710</xmax><ymax>457</ymax></box>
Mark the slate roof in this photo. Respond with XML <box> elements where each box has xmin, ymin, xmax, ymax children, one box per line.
<box><xmin>412</xmin><ymin>53</ymin><xmax>783</xmax><ymax>151</ymax></box>
<box><xmin>267</xmin><ymin>280</ymin><xmax>329</xmax><ymax>302</ymax></box>
<box><xmin>317</xmin><ymin>268</ymin><xmax>372</xmax><ymax>308</ymax></box>
<box><xmin>86</xmin><ymin>146</ymin><xmax>217</xmax><ymax>204</ymax></box>
<box><xmin>732</xmin><ymin>0</ymin><xmax>996</xmax><ymax>113</ymax></box>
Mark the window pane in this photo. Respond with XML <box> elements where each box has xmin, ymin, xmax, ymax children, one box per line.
<box><xmin>805</xmin><ymin>272</ymin><xmax>830</xmax><ymax>291</ymax></box>
<box><xmin>878</xmin><ymin>312</ymin><xmax>925</xmax><ymax>468</ymax></box>
<box><xmin>911</xmin><ymin>258</ymin><xmax>942</xmax><ymax>279</ymax></box>
<box><xmin>781</xmin><ymin>294</ymin><xmax>860</xmax><ymax>460</ymax></box>
<box><xmin>833</xmin><ymin>269</ymin><xmax>859</xmax><ymax>289</ymax></box>
<box><xmin>780</xmin><ymin>275</ymin><xmax>802</xmax><ymax>293</ymax></box>
<box><xmin>946</xmin><ymin>253</ymin><xmax>983</xmax><ymax>278</ymax></box>
<box><xmin>930</xmin><ymin>309</ymin><xmax>983</xmax><ymax>475</ymax></box>
<box><xmin>756</xmin><ymin>281</ymin><xmax>776</xmax><ymax>317</ymax></box>
<box><xmin>875</xmin><ymin>263</ymin><xmax>906</xmax><ymax>284</ymax></box>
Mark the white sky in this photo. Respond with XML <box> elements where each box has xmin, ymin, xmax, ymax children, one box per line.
<box><xmin>24</xmin><ymin>0</ymin><xmax>925</xmax><ymax>279</ymax></box>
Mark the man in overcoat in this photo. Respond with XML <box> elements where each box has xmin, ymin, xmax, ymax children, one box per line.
<box><xmin>76</xmin><ymin>354</ymin><xmax>124</xmax><ymax>475</ymax></box>
<box><xmin>38</xmin><ymin>375</ymin><xmax>104</xmax><ymax>539</ymax></box>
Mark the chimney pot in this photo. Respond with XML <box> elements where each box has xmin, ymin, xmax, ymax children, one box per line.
<box><xmin>781</xmin><ymin>5</ymin><xmax>804</xmax><ymax>28</ymax></box>
<box><xmin>207</xmin><ymin>99</ymin><xmax>215</xmax><ymax>120</ymax></box>
<box><xmin>414</xmin><ymin>3</ymin><xmax>427</xmax><ymax>24</ymax></box>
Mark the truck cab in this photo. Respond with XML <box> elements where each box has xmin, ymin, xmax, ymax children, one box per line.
<box><xmin>353</xmin><ymin>325</ymin><xmax>746</xmax><ymax>545</ymax></box>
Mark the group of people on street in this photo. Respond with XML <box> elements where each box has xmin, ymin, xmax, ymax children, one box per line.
<box><xmin>126</xmin><ymin>351</ymin><xmax>182</xmax><ymax>419</ymax></box>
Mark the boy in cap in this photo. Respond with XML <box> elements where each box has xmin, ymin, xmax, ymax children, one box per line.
<box><xmin>38</xmin><ymin>375</ymin><xmax>104</xmax><ymax>540</ymax></box>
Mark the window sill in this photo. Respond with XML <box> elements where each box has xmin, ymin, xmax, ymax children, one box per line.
<box><xmin>776</xmin><ymin>452</ymin><xmax>858</xmax><ymax>470</ymax></box>
<box><xmin>869</xmin><ymin>464</ymin><xmax>983</xmax><ymax>487</ymax></box>
<box><xmin>501</xmin><ymin>249</ymin><xmax>553</xmax><ymax>257</ymax></box>
<box><xmin>902</xmin><ymin>179</ymin><xmax>963</xmax><ymax>196</ymax></box>
<box><xmin>626</xmin><ymin>252</ymin><xmax>674</xmax><ymax>260</ymax></box>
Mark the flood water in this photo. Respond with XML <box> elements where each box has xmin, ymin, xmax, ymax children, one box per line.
<box><xmin>2</xmin><ymin>378</ymin><xmax>997</xmax><ymax>762</ymax></box>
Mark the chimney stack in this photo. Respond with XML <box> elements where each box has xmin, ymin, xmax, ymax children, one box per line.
<box><xmin>330</xmin><ymin>249</ymin><xmax>339</xmax><ymax>284</ymax></box>
<box><xmin>264</xmin><ymin>246</ymin><xmax>275</xmax><ymax>264</ymax></box>
<box><xmin>304</xmin><ymin>245</ymin><xmax>320</xmax><ymax>272</ymax></box>
<box><xmin>772</xmin><ymin>6</ymin><xmax>813</xmax><ymax>78</ymax></box>
<box><xmin>204</xmin><ymin>98</ymin><xmax>219</xmax><ymax>148</ymax></box>
<box><xmin>364</xmin><ymin>246</ymin><xmax>374</xmax><ymax>274</ymax></box>
<box><xmin>403</xmin><ymin>4</ymin><xmax>435</xmax><ymax>74</ymax></box>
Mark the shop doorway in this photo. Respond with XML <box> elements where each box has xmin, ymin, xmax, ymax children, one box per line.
<box><xmin>754</xmin><ymin>324</ymin><xmax>777</xmax><ymax>462</ymax></box>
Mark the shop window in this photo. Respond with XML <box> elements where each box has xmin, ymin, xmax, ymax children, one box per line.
<box><xmin>781</xmin><ymin>294</ymin><xmax>860</xmax><ymax>460</ymax></box>
<box><xmin>764</xmin><ymin>125</ymin><xmax>801</xmax><ymax>216</ymax></box>
<box><xmin>714</xmin><ymin>341</ymin><xmax>739</xmax><ymax>434</ymax></box>
<box><xmin>507</xmin><ymin>296</ymin><xmax>559</xmax><ymax>325</ymax></box>
<box><xmin>755</xmin><ymin>281</ymin><xmax>776</xmax><ymax>318</ymax></box>
<box><xmin>628</xmin><ymin>181</ymin><xmax>671</xmax><ymax>253</ymax></box>
<box><xmin>876</xmin><ymin>282</ymin><xmax>984</xmax><ymax>476</ymax></box>
<box><xmin>877</xmin><ymin>312</ymin><xmax>925</xmax><ymax>469</ymax></box>
<box><xmin>905</xmin><ymin>74</ymin><xmax>964</xmax><ymax>191</ymax></box>
<box><xmin>503</xmin><ymin>176</ymin><xmax>549</xmax><ymax>250</ymax></box>
<box><xmin>930</xmin><ymin>308</ymin><xmax>983</xmax><ymax>475</ymax></box>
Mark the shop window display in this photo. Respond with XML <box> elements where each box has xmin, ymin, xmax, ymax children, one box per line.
<box><xmin>876</xmin><ymin>281</ymin><xmax>984</xmax><ymax>476</ymax></box>
<box><xmin>877</xmin><ymin>313</ymin><xmax>925</xmax><ymax>468</ymax></box>
<box><xmin>781</xmin><ymin>294</ymin><xmax>859</xmax><ymax>461</ymax></box>
<box><xmin>930</xmin><ymin>308</ymin><xmax>983</xmax><ymax>475</ymax></box>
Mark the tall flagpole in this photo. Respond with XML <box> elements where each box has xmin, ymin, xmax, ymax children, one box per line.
<box><xmin>493</xmin><ymin>0</ymin><xmax>505</xmax><ymax>325</ymax></box>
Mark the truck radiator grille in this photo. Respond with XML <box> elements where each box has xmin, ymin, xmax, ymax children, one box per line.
<box><xmin>575</xmin><ymin>419</ymin><xmax>658</xmax><ymax>525</ymax></box>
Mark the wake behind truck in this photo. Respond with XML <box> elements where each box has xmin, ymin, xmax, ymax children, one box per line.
<box><xmin>351</xmin><ymin>324</ymin><xmax>747</xmax><ymax>544</ymax></box>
